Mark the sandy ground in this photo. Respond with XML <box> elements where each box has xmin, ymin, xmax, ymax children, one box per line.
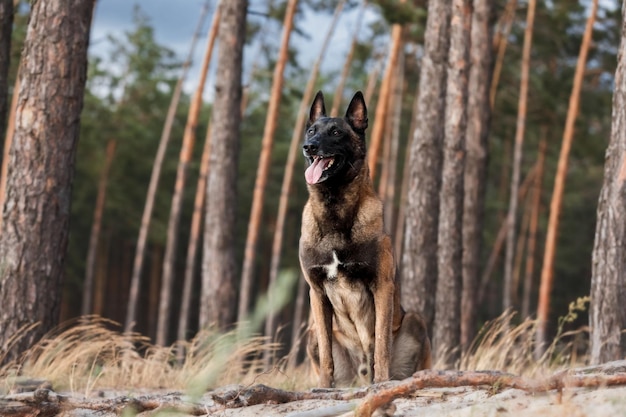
<box><xmin>3</xmin><ymin>361</ymin><xmax>626</xmax><ymax>416</ymax></box>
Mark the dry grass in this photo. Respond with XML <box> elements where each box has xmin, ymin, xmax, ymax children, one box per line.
<box><xmin>0</xmin><ymin>316</ymin><xmax>312</xmax><ymax>396</ymax></box>
<box><xmin>0</xmin><ymin>297</ymin><xmax>590</xmax><ymax>396</ymax></box>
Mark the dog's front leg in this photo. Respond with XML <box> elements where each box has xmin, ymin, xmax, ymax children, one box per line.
<box><xmin>309</xmin><ymin>288</ymin><xmax>334</xmax><ymax>387</ymax></box>
<box><xmin>373</xmin><ymin>237</ymin><xmax>395</xmax><ymax>383</ymax></box>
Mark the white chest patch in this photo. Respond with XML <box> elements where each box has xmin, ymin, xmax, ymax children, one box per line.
<box><xmin>324</xmin><ymin>251</ymin><xmax>342</xmax><ymax>279</ymax></box>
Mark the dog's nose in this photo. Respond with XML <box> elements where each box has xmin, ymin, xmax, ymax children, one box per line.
<box><xmin>303</xmin><ymin>141</ymin><xmax>319</xmax><ymax>154</ymax></box>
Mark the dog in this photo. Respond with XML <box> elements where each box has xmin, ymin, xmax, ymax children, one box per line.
<box><xmin>299</xmin><ymin>91</ymin><xmax>431</xmax><ymax>387</ymax></box>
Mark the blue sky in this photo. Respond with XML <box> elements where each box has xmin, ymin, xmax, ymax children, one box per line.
<box><xmin>90</xmin><ymin>1</ymin><xmax>379</xmax><ymax>99</ymax></box>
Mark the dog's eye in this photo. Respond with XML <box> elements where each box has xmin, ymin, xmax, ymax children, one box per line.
<box><xmin>307</xmin><ymin>128</ymin><xmax>315</xmax><ymax>135</ymax></box>
<box><xmin>331</xmin><ymin>129</ymin><xmax>340</xmax><ymax>136</ymax></box>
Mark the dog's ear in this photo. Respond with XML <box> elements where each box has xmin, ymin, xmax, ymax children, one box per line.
<box><xmin>308</xmin><ymin>91</ymin><xmax>327</xmax><ymax>128</ymax></box>
<box><xmin>345</xmin><ymin>91</ymin><xmax>368</xmax><ymax>132</ymax></box>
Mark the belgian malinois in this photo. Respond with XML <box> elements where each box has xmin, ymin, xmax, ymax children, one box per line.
<box><xmin>299</xmin><ymin>91</ymin><xmax>432</xmax><ymax>387</ymax></box>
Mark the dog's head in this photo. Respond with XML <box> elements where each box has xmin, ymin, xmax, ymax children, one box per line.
<box><xmin>302</xmin><ymin>91</ymin><xmax>368</xmax><ymax>185</ymax></box>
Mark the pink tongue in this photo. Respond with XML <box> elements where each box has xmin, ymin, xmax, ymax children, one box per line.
<box><xmin>305</xmin><ymin>158</ymin><xmax>326</xmax><ymax>184</ymax></box>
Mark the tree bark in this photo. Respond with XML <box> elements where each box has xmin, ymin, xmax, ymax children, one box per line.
<box><xmin>589</xmin><ymin>0</ymin><xmax>626</xmax><ymax>365</ymax></box>
<box><xmin>0</xmin><ymin>0</ymin><xmax>12</xmax><ymax>159</ymax></box>
<box><xmin>536</xmin><ymin>0</ymin><xmax>597</xmax><ymax>358</ymax></box>
<box><xmin>401</xmin><ymin>0</ymin><xmax>451</xmax><ymax>333</ymax></box>
<box><xmin>460</xmin><ymin>0</ymin><xmax>493</xmax><ymax>352</ymax></box>
<box><xmin>156</xmin><ymin>0</ymin><xmax>218</xmax><ymax>346</ymax></box>
<box><xmin>432</xmin><ymin>0</ymin><xmax>471</xmax><ymax>367</ymax></box>
<box><xmin>264</xmin><ymin>0</ymin><xmax>343</xmax><ymax>349</ymax></box>
<box><xmin>503</xmin><ymin>0</ymin><xmax>536</xmax><ymax>313</ymax></box>
<box><xmin>82</xmin><ymin>139</ymin><xmax>117</xmax><ymax>316</ymax></box>
<box><xmin>238</xmin><ymin>0</ymin><xmax>298</xmax><ymax>323</ymax></box>
<box><xmin>367</xmin><ymin>1</ymin><xmax>405</xmax><ymax>180</ymax></box>
<box><xmin>522</xmin><ymin>134</ymin><xmax>546</xmax><ymax>319</ymax></box>
<box><xmin>124</xmin><ymin>6</ymin><xmax>208</xmax><ymax>333</ymax></box>
<box><xmin>201</xmin><ymin>0</ymin><xmax>247</xmax><ymax>330</ymax></box>
<box><xmin>0</xmin><ymin>0</ymin><xmax>94</xmax><ymax>364</ymax></box>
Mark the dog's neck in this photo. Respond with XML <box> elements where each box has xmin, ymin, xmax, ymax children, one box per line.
<box><xmin>307</xmin><ymin>163</ymin><xmax>375</xmax><ymax>235</ymax></box>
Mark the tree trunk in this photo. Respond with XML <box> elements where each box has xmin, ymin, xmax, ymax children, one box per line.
<box><xmin>380</xmin><ymin>47</ymin><xmax>403</xmax><ymax>234</ymax></box>
<box><xmin>0</xmin><ymin>0</ymin><xmax>12</xmax><ymax>159</ymax></box>
<box><xmin>536</xmin><ymin>0</ymin><xmax>598</xmax><ymax>358</ymax></box>
<box><xmin>590</xmin><ymin>0</ymin><xmax>626</xmax><ymax>363</ymax></box>
<box><xmin>503</xmin><ymin>0</ymin><xmax>536</xmax><ymax>313</ymax></box>
<box><xmin>364</xmin><ymin>54</ymin><xmax>384</xmax><ymax>105</ymax></box>
<box><xmin>394</xmin><ymin>84</ymin><xmax>420</xmax><ymax>257</ymax></box>
<box><xmin>522</xmin><ymin>134</ymin><xmax>546</xmax><ymax>319</ymax></box>
<box><xmin>489</xmin><ymin>0</ymin><xmax>517</xmax><ymax>109</ymax></box>
<box><xmin>460</xmin><ymin>0</ymin><xmax>493</xmax><ymax>352</ymax></box>
<box><xmin>156</xmin><ymin>0</ymin><xmax>219</xmax><ymax>346</ymax></box>
<box><xmin>0</xmin><ymin>75</ymin><xmax>18</xmax><ymax>232</ymax></box>
<box><xmin>367</xmin><ymin>1</ymin><xmax>405</xmax><ymax>181</ymax></box>
<box><xmin>401</xmin><ymin>0</ymin><xmax>451</xmax><ymax>333</ymax></box>
<box><xmin>82</xmin><ymin>139</ymin><xmax>117</xmax><ymax>316</ymax></box>
<box><xmin>329</xmin><ymin>0</ymin><xmax>367</xmax><ymax>117</ymax></box>
<box><xmin>432</xmin><ymin>0</ymin><xmax>471</xmax><ymax>367</ymax></box>
<box><xmin>124</xmin><ymin>7</ymin><xmax>209</xmax><ymax>333</ymax></box>
<box><xmin>0</xmin><ymin>0</ymin><xmax>94</xmax><ymax>364</ymax></box>
<box><xmin>238</xmin><ymin>0</ymin><xmax>298</xmax><ymax>323</ymax></box>
<box><xmin>264</xmin><ymin>0</ymin><xmax>344</xmax><ymax>349</ymax></box>
<box><xmin>201</xmin><ymin>0</ymin><xmax>247</xmax><ymax>330</ymax></box>
<box><xmin>178</xmin><ymin>125</ymin><xmax>212</xmax><ymax>343</ymax></box>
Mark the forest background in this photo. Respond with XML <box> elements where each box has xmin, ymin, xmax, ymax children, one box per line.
<box><xmin>0</xmin><ymin>0</ymin><xmax>622</xmax><ymax>371</ymax></box>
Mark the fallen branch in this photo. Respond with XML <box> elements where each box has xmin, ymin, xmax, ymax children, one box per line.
<box><xmin>354</xmin><ymin>370</ymin><xmax>626</xmax><ymax>417</ymax></box>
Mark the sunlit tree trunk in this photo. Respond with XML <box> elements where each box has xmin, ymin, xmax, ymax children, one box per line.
<box><xmin>368</xmin><ymin>0</ymin><xmax>405</xmax><ymax>180</ymax></box>
<box><xmin>82</xmin><ymin>139</ymin><xmax>117</xmax><ymax>316</ymax></box>
<box><xmin>125</xmin><ymin>6</ymin><xmax>209</xmax><ymax>333</ymax></box>
<box><xmin>536</xmin><ymin>0</ymin><xmax>598</xmax><ymax>358</ymax></box>
<box><xmin>264</xmin><ymin>0</ymin><xmax>344</xmax><ymax>351</ymax></box>
<box><xmin>590</xmin><ymin>0</ymin><xmax>626</xmax><ymax>364</ymax></box>
<box><xmin>156</xmin><ymin>0</ymin><xmax>219</xmax><ymax>346</ymax></box>
<box><xmin>489</xmin><ymin>0</ymin><xmax>517</xmax><ymax>108</ymax></box>
<box><xmin>401</xmin><ymin>0</ymin><xmax>451</xmax><ymax>333</ymax></box>
<box><xmin>0</xmin><ymin>0</ymin><xmax>94</xmax><ymax>364</ymax></box>
<box><xmin>460</xmin><ymin>0</ymin><xmax>493</xmax><ymax>352</ymax></box>
<box><xmin>238</xmin><ymin>0</ymin><xmax>298</xmax><ymax>323</ymax></box>
<box><xmin>0</xmin><ymin>0</ymin><xmax>12</xmax><ymax>158</ymax></box>
<box><xmin>330</xmin><ymin>0</ymin><xmax>367</xmax><ymax>117</ymax></box>
<box><xmin>503</xmin><ymin>0</ymin><xmax>536</xmax><ymax>313</ymax></box>
<box><xmin>522</xmin><ymin>134</ymin><xmax>546</xmax><ymax>319</ymax></box>
<box><xmin>379</xmin><ymin>46</ymin><xmax>404</xmax><ymax>233</ymax></box>
<box><xmin>432</xmin><ymin>0</ymin><xmax>471</xmax><ymax>367</ymax></box>
<box><xmin>178</xmin><ymin>126</ymin><xmax>212</xmax><ymax>343</ymax></box>
<box><xmin>201</xmin><ymin>0</ymin><xmax>247</xmax><ymax>330</ymax></box>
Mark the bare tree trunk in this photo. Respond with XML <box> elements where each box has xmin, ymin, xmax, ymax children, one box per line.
<box><xmin>287</xmin><ymin>273</ymin><xmax>308</xmax><ymax>369</ymax></box>
<box><xmin>0</xmin><ymin>0</ymin><xmax>12</xmax><ymax>161</ymax></box>
<box><xmin>380</xmin><ymin>48</ymin><xmax>404</xmax><ymax>234</ymax></box>
<box><xmin>330</xmin><ymin>0</ymin><xmax>367</xmax><ymax>117</ymax></box>
<box><xmin>178</xmin><ymin>126</ymin><xmax>212</xmax><ymax>343</ymax></box>
<box><xmin>238</xmin><ymin>0</ymin><xmax>298</xmax><ymax>323</ymax></box>
<box><xmin>264</xmin><ymin>0</ymin><xmax>344</xmax><ymax>351</ymax></box>
<box><xmin>201</xmin><ymin>0</ymin><xmax>247</xmax><ymax>330</ymax></box>
<box><xmin>536</xmin><ymin>0</ymin><xmax>598</xmax><ymax>358</ymax></box>
<box><xmin>432</xmin><ymin>0</ymin><xmax>471</xmax><ymax>367</ymax></box>
<box><xmin>0</xmin><ymin>67</ymin><xmax>19</xmax><ymax>229</ymax></box>
<box><xmin>367</xmin><ymin>0</ymin><xmax>405</xmax><ymax>180</ymax></box>
<box><xmin>364</xmin><ymin>54</ymin><xmax>384</xmax><ymax>105</ymax></box>
<box><xmin>82</xmin><ymin>139</ymin><xmax>117</xmax><ymax>316</ymax></box>
<box><xmin>522</xmin><ymin>134</ymin><xmax>546</xmax><ymax>319</ymax></box>
<box><xmin>460</xmin><ymin>0</ymin><xmax>493</xmax><ymax>352</ymax></box>
<box><xmin>401</xmin><ymin>0</ymin><xmax>451</xmax><ymax>333</ymax></box>
<box><xmin>125</xmin><ymin>6</ymin><xmax>209</xmax><ymax>333</ymax></box>
<box><xmin>394</xmin><ymin>85</ymin><xmax>420</xmax><ymax>257</ymax></box>
<box><xmin>156</xmin><ymin>0</ymin><xmax>219</xmax><ymax>346</ymax></box>
<box><xmin>0</xmin><ymin>0</ymin><xmax>94</xmax><ymax>364</ymax></box>
<box><xmin>503</xmin><ymin>0</ymin><xmax>536</xmax><ymax>313</ymax></box>
<box><xmin>590</xmin><ymin>0</ymin><xmax>626</xmax><ymax>364</ymax></box>
<box><xmin>489</xmin><ymin>0</ymin><xmax>517</xmax><ymax>109</ymax></box>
